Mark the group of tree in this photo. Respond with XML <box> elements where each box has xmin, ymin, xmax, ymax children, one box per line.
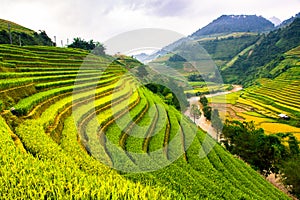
<box><xmin>222</xmin><ymin>120</ymin><xmax>300</xmax><ymax>198</ymax></box>
<box><xmin>0</xmin><ymin>30</ymin><xmax>53</xmax><ymax>46</ymax></box>
<box><xmin>199</xmin><ymin>96</ymin><xmax>212</xmax><ymax>120</ymax></box>
<box><xmin>68</xmin><ymin>37</ymin><xmax>105</xmax><ymax>56</ymax></box>
<box><xmin>145</xmin><ymin>82</ymin><xmax>188</xmax><ymax>111</ymax></box>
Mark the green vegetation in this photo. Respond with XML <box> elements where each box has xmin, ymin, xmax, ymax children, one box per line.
<box><xmin>211</xmin><ymin>109</ymin><xmax>222</xmax><ymax>140</ymax></box>
<box><xmin>68</xmin><ymin>37</ymin><xmax>105</xmax><ymax>56</ymax></box>
<box><xmin>190</xmin><ymin>104</ymin><xmax>201</xmax><ymax>123</ymax></box>
<box><xmin>222</xmin><ymin>120</ymin><xmax>300</xmax><ymax>197</ymax></box>
<box><xmin>199</xmin><ymin>34</ymin><xmax>260</xmax><ymax>67</ymax></box>
<box><xmin>234</xmin><ymin>46</ymin><xmax>300</xmax><ymax>128</ymax></box>
<box><xmin>0</xmin><ymin>23</ymin><xmax>291</xmax><ymax>198</ymax></box>
<box><xmin>0</xmin><ymin>19</ymin><xmax>54</xmax><ymax>46</ymax></box>
<box><xmin>222</xmin><ymin>18</ymin><xmax>300</xmax><ymax>84</ymax></box>
<box><xmin>145</xmin><ymin>82</ymin><xmax>188</xmax><ymax>111</ymax></box>
<box><xmin>280</xmin><ymin>156</ymin><xmax>300</xmax><ymax>198</ymax></box>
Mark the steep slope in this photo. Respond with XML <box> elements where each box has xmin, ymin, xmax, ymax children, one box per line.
<box><xmin>278</xmin><ymin>12</ymin><xmax>300</xmax><ymax>28</ymax></box>
<box><xmin>0</xmin><ymin>44</ymin><xmax>289</xmax><ymax>199</ymax></box>
<box><xmin>0</xmin><ymin>19</ymin><xmax>34</xmax><ymax>35</ymax></box>
<box><xmin>237</xmin><ymin>46</ymin><xmax>300</xmax><ymax>127</ymax></box>
<box><xmin>198</xmin><ymin>33</ymin><xmax>260</xmax><ymax>67</ymax></box>
<box><xmin>222</xmin><ymin>18</ymin><xmax>300</xmax><ymax>84</ymax></box>
<box><xmin>191</xmin><ymin>15</ymin><xmax>274</xmax><ymax>38</ymax></box>
<box><xmin>0</xmin><ymin>18</ymin><xmax>53</xmax><ymax>46</ymax></box>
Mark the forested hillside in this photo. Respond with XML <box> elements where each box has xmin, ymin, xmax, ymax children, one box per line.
<box><xmin>222</xmin><ymin>18</ymin><xmax>300</xmax><ymax>84</ymax></box>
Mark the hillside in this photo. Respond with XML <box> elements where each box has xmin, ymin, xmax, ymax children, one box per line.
<box><xmin>278</xmin><ymin>12</ymin><xmax>300</xmax><ymax>28</ymax></box>
<box><xmin>0</xmin><ymin>44</ymin><xmax>290</xmax><ymax>199</ymax></box>
<box><xmin>198</xmin><ymin>33</ymin><xmax>260</xmax><ymax>68</ymax></box>
<box><xmin>222</xmin><ymin>17</ymin><xmax>300</xmax><ymax>84</ymax></box>
<box><xmin>0</xmin><ymin>19</ymin><xmax>34</xmax><ymax>35</ymax></box>
<box><xmin>191</xmin><ymin>15</ymin><xmax>274</xmax><ymax>38</ymax></box>
<box><xmin>0</xmin><ymin>18</ymin><xmax>53</xmax><ymax>46</ymax></box>
<box><xmin>212</xmin><ymin>46</ymin><xmax>300</xmax><ymax>134</ymax></box>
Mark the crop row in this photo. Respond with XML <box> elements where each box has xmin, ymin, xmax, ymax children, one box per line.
<box><xmin>38</xmin><ymin>78</ymin><xmax>127</xmax><ymax>129</ymax></box>
<box><xmin>80</xmin><ymin>87</ymin><xmax>140</xmax><ymax>166</ymax></box>
<box><xmin>35</xmin><ymin>73</ymin><xmax>118</xmax><ymax>90</ymax></box>
<box><xmin>0</xmin><ymin>70</ymin><xmax>81</xmax><ymax>79</ymax></box>
<box><xmin>254</xmin><ymin>90</ymin><xmax>300</xmax><ymax>110</ymax></box>
<box><xmin>0</xmin><ymin>46</ymin><xmax>87</xmax><ymax>61</ymax></box>
<box><xmin>0</xmin><ymin>72</ymin><xmax>106</xmax><ymax>90</ymax></box>
<box><xmin>257</xmin><ymin>85</ymin><xmax>300</xmax><ymax>99</ymax></box>
<box><xmin>4</xmin><ymin>116</ymin><xmax>169</xmax><ymax>199</ymax></box>
<box><xmin>99</xmin><ymin>89</ymin><xmax>144</xmax><ymax>167</ymax></box>
<box><xmin>14</xmin><ymin>76</ymin><xmax>120</xmax><ymax>115</ymax></box>
<box><xmin>247</xmin><ymin>92</ymin><xmax>300</xmax><ymax>113</ymax></box>
<box><xmin>75</xmin><ymin>79</ymin><xmax>133</xmax><ymax>137</ymax></box>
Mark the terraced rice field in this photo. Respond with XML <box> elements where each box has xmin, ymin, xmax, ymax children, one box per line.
<box><xmin>185</xmin><ymin>81</ymin><xmax>232</xmax><ymax>95</ymax></box>
<box><xmin>0</xmin><ymin>44</ymin><xmax>289</xmax><ymax>199</ymax></box>
<box><xmin>217</xmin><ymin>46</ymin><xmax>300</xmax><ymax>137</ymax></box>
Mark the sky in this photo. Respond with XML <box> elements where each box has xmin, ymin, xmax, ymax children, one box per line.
<box><xmin>1</xmin><ymin>0</ymin><xmax>300</xmax><ymax>48</ymax></box>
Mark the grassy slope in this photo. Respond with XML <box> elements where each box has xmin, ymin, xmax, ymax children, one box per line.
<box><xmin>0</xmin><ymin>44</ymin><xmax>289</xmax><ymax>199</ymax></box>
<box><xmin>0</xmin><ymin>19</ymin><xmax>34</xmax><ymax>35</ymax></box>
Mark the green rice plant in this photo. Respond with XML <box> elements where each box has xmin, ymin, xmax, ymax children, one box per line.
<box><xmin>14</xmin><ymin>76</ymin><xmax>119</xmax><ymax>115</ymax></box>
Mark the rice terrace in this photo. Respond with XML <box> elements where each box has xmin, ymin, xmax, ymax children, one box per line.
<box><xmin>0</xmin><ymin>1</ymin><xmax>300</xmax><ymax>199</ymax></box>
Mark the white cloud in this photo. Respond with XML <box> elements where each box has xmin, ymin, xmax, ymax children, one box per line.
<box><xmin>0</xmin><ymin>0</ymin><xmax>299</xmax><ymax>48</ymax></box>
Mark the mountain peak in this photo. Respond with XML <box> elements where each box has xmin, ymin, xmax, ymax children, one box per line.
<box><xmin>191</xmin><ymin>14</ymin><xmax>274</xmax><ymax>38</ymax></box>
<box><xmin>269</xmin><ymin>16</ymin><xmax>282</xmax><ymax>26</ymax></box>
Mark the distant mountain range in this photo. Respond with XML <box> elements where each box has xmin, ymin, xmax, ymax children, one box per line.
<box><xmin>140</xmin><ymin>15</ymin><xmax>278</xmax><ymax>63</ymax></box>
<box><xmin>144</xmin><ymin>12</ymin><xmax>300</xmax><ymax>87</ymax></box>
<box><xmin>191</xmin><ymin>15</ymin><xmax>274</xmax><ymax>38</ymax></box>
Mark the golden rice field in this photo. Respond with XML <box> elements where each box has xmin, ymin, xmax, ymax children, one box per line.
<box><xmin>261</xmin><ymin>123</ymin><xmax>300</xmax><ymax>135</ymax></box>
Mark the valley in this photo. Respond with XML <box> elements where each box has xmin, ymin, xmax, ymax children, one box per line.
<box><xmin>0</xmin><ymin>10</ymin><xmax>299</xmax><ymax>199</ymax></box>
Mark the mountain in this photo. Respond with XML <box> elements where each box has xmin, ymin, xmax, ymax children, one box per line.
<box><xmin>191</xmin><ymin>15</ymin><xmax>274</xmax><ymax>38</ymax></box>
<box><xmin>0</xmin><ymin>18</ymin><xmax>53</xmax><ymax>46</ymax></box>
<box><xmin>222</xmin><ymin>17</ymin><xmax>300</xmax><ymax>84</ymax></box>
<box><xmin>133</xmin><ymin>53</ymin><xmax>149</xmax><ymax>62</ymax></box>
<box><xmin>269</xmin><ymin>16</ymin><xmax>282</xmax><ymax>26</ymax></box>
<box><xmin>147</xmin><ymin>15</ymin><xmax>275</xmax><ymax>62</ymax></box>
<box><xmin>278</xmin><ymin>12</ymin><xmax>300</xmax><ymax>28</ymax></box>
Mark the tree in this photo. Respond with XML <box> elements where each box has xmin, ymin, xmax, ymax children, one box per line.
<box><xmin>211</xmin><ymin>109</ymin><xmax>223</xmax><ymax>141</ymax></box>
<box><xmin>222</xmin><ymin>120</ymin><xmax>287</xmax><ymax>176</ymax></box>
<box><xmin>190</xmin><ymin>104</ymin><xmax>201</xmax><ymax>123</ymax></box>
<box><xmin>287</xmin><ymin>135</ymin><xmax>299</xmax><ymax>156</ymax></box>
<box><xmin>92</xmin><ymin>42</ymin><xmax>106</xmax><ymax>56</ymax></box>
<box><xmin>68</xmin><ymin>38</ymin><xmax>105</xmax><ymax>55</ymax></box>
<box><xmin>280</xmin><ymin>156</ymin><xmax>300</xmax><ymax>198</ymax></box>
<box><xmin>199</xmin><ymin>96</ymin><xmax>208</xmax><ymax>107</ymax></box>
<box><xmin>203</xmin><ymin>106</ymin><xmax>212</xmax><ymax>120</ymax></box>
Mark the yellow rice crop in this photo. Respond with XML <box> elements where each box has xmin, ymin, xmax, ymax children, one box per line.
<box><xmin>260</xmin><ymin>123</ymin><xmax>300</xmax><ymax>134</ymax></box>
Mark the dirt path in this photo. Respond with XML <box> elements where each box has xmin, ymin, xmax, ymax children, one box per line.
<box><xmin>185</xmin><ymin>85</ymin><xmax>243</xmax><ymax>140</ymax></box>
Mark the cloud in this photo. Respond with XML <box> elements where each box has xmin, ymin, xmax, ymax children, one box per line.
<box><xmin>142</xmin><ymin>0</ymin><xmax>192</xmax><ymax>17</ymax></box>
<box><xmin>1</xmin><ymin>0</ymin><xmax>300</xmax><ymax>48</ymax></box>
